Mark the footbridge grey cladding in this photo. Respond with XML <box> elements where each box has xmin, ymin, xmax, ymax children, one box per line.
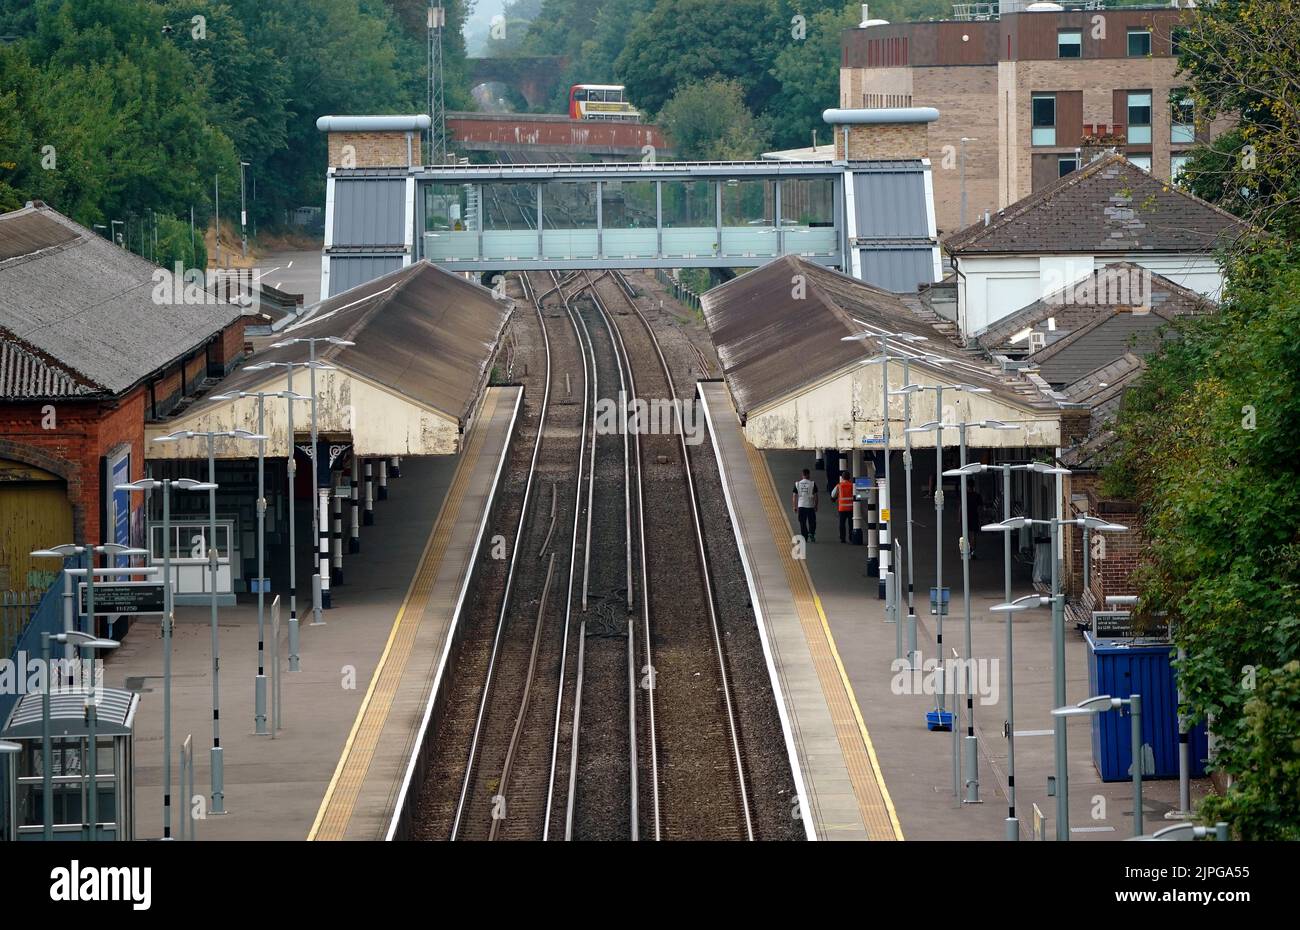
<box><xmin>332</xmin><ymin>177</ymin><xmax>408</xmax><ymax>247</ymax></box>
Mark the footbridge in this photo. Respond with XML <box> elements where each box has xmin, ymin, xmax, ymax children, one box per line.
<box><xmin>322</xmin><ymin>159</ymin><xmax>939</xmax><ymax>297</ymax></box>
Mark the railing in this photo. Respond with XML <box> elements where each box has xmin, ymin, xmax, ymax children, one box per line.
<box><xmin>0</xmin><ymin>578</ymin><xmax>64</xmax><ymax>726</ymax></box>
<box><xmin>655</xmin><ymin>269</ymin><xmax>702</xmax><ymax>311</ymax></box>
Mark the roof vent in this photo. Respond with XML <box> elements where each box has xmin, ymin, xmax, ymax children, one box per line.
<box><xmin>859</xmin><ymin>3</ymin><xmax>888</xmax><ymax>27</ymax></box>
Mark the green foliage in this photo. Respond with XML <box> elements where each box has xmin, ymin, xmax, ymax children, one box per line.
<box><xmin>1099</xmin><ymin>0</ymin><xmax>1300</xmax><ymax>838</ymax></box>
<box><xmin>1174</xmin><ymin>0</ymin><xmax>1300</xmax><ymax>240</ymax></box>
<box><xmin>0</xmin><ymin>0</ymin><xmax>466</xmax><ymax>266</ymax></box>
<box><xmin>1200</xmin><ymin>661</ymin><xmax>1300</xmax><ymax>840</ymax></box>
<box><xmin>657</xmin><ymin>79</ymin><xmax>768</xmax><ymax>160</ymax></box>
<box><xmin>768</xmin><ymin>4</ymin><xmax>859</xmax><ymax>149</ymax></box>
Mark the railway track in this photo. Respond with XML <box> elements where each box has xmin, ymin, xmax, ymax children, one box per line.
<box><xmin>411</xmin><ymin>258</ymin><xmax>766</xmax><ymax>841</ymax></box>
<box><xmin>590</xmin><ymin>270</ymin><xmax>754</xmax><ymax>841</ymax></box>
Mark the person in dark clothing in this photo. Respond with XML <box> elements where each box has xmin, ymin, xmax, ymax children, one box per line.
<box><xmin>792</xmin><ymin>468</ymin><xmax>818</xmax><ymax>542</ymax></box>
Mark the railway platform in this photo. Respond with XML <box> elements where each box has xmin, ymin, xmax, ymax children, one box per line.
<box><xmin>99</xmin><ymin>386</ymin><xmax>522</xmax><ymax>841</ymax></box>
<box><xmin>699</xmin><ymin>382</ymin><xmax>1209</xmax><ymax>841</ymax></box>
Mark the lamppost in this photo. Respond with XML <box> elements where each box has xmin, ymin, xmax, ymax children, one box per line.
<box><xmin>212</xmin><ymin>389</ymin><xmax>309</xmax><ymax>734</ymax></box>
<box><xmin>1053</xmin><ymin>693</ymin><xmax>1145</xmax><ymax>837</ymax></box>
<box><xmin>115</xmin><ymin>477</ymin><xmax>215</xmax><ymax>838</ymax></box>
<box><xmin>920</xmin><ymin>418</ymin><xmax>1015</xmax><ymax>805</ymax></box>
<box><xmin>259</xmin><ymin>339</ymin><xmax>353</xmax><ymax>621</ymax></box>
<box><xmin>983</xmin><ymin>499</ymin><xmax>1128</xmax><ymax>840</ymax></box>
<box><xmin>841</xmin><ymin>330</ymin><xmax>930</xmax><ymax>612</ymax></box>
<box><xmin>246</xmin><ymin>357</ymin><xmax>338</xmax><ymax>634</ymax></box>
<box><xmin>900</xmin><ymin>382</ymin><xmax>995</xmax><ymax>725</ymax></box>
<box><xmin>239</xmin><ymin>160</ymin><xmax>250</xmax><ymax>259</ymax></box>
<box><xmin>153</xmin><ymin>428</ymin><xmax>265</xmax><ymax>815</ymax></box>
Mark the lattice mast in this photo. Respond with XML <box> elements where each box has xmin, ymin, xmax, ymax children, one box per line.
<box><xmin>428</xmin><ymin>3</ymin><xmax>449</xmax><ymax>164</ymax></box>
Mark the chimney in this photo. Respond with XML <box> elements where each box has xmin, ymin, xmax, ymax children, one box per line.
<box><xmin>316</xmin><ymin>115</ymin><xmax>432</xmax><ymax>169</ymax></box>
<box><xmin>823</xmin><ymin>107</ymin><xmax>938</xmax><ymax>161</ymax></box>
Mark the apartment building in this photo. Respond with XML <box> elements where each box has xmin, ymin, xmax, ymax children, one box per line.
<box><xmin>841</xmin><ymin>2</ymin><xmax>1214</xmax><ymax>235</ymax></box>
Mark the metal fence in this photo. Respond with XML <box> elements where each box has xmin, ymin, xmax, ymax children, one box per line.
<box><xmin>0</xmin><ymin>589</ymin><xmax>42</xmax><ymax>660</ymax></box>
<box><xmin>0</xmin><ymin>578</ymin><xmax>64</xmax><ymax>727</ymax></box>
<box><xmin>654</xmin><ymin>269</ymin><xmax>702</xmax><ymax>311</ymax></box>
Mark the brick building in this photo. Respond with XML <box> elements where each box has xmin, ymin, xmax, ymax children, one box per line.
<box><xmin>0</xmin><ymin>202</ymin><xmax>246</xmax><ymax>596</ymax></box>
<box><xmin>841</xmin><ymin>2</ymin><xmax>1226</xmax><ymax>234</ymax></box>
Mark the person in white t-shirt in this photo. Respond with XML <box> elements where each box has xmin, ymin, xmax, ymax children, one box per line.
<box><xmin>791</xmin><ymin>468</ymin><xmax>819</xmax><ymax>542</ymax></box>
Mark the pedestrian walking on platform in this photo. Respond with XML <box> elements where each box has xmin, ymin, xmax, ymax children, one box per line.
<box><xmin>832</xmin><ymin>473</ymin><xmax>855</xmax><ymax>543</ymax></box>
<box><xmin>792</xmin><ymin>468</ymin><xmax>818</xmax><ymax>543</ymax></box>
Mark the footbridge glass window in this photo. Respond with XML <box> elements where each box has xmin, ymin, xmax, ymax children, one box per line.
<box><xmin>480</xmin><ymin>182</ymin><xmax>540</xmax><ymax>261</ymax></box>
<box><xmin>661</xmin><ymin>180</ymin><xmax>717</xmax><ymax>259</ymax></box>
<box><xmin>721</xmin><ymin>178</ymin><xmax>777</xmax><ymax>259</ymax></box>
<box><xmin>541</xmin><ymin>180</ymin><xmax>597</xmax><ymax>259</ymax></box>
<box><xmin>423</xmin><ymin>182</ymin><xmax>480</xmax><ymax>261</ymax></box>
<box><xmin>602</xmin><ymin>179</ymin><xmax>658</xmax><ymax>258</ymax></box>
<box><xmin>778</xmin><ymin>177</ymin><xmax>837</xmax><ymax>257</ymax></box>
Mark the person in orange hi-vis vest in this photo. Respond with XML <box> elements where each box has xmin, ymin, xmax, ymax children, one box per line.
<box><xmin>832</xmin><ymin>473</ymin><xmax>855</xmax><ymax>543</ymax></box>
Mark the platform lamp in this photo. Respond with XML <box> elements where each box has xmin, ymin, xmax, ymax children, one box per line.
<box><xmin>840</xmin><ymin>329</ymin><xmax>931</xmax><ymax>610</ymax></box>
<box><xmin>115</xmin><ymin>477</ymin><xmax>215</xmax><ymax>838</ymax></box>
<box><xmin>153</xmin><ymin>428</ymin><xmax>266</xmax><ymax>816</ymax></box>
<box><xmin>886</xmin><ymin>354</ymin><xmax>950</xmax><ymax>668</ymax></box>
<box><xmin>212</xmin><ymin>390</ymin><xmax>309</xmax><ymax>735</ymax></box>
<box><xmin>244</xmin><ymin>359</ymin><xmax>333</xmax><ymax>646</ymax></box>
<box><xmin>983</xmin><ymin>503</ymin><xmax>1128</xmax><ymax>840</ymax></box>
<box><xmin>1054</xmin><ymin>693</ymin><xmax>1145</xmax><ymax>838</ymax></box>
<box><xmin>988</xmin><ymin>592</ymin><xmax>1048</xmax><ymax>840</ymax></box>
<box><xmin>902</xmin><ymin>383</ymin><xmax>994</xmax><ymax>730</ymax></box>
<box><xmin>267</xmin><ymin>336</ymin><xmax>354</xmax><ymax>619</ymax></box>
<box><xmin>927</xmin><ymin>419</ymin><xmax>1016</xmax><ymax>805</ymax></box>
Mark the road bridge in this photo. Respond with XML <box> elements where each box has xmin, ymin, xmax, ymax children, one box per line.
<box><xmin>447</xmin><ymin>112</ymin><xmax>672</xmax><ymax>159</ymax></box>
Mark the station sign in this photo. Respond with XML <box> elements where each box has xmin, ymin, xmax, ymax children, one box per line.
<box><xmin>1091</xmin><ymin>610</ymin><xmax>1170</xmax><ymax>642</ymax></box>
<box><xmin>79</xmin><ymin>581</ymin><xmax>166</xmax><ymax>616</ymax></box>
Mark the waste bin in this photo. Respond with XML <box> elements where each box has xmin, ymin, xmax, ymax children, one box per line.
<box><xmin>1085</xmin><ymin>632</ymin><xmax>1209</xmax><ymax>782</ymax></box>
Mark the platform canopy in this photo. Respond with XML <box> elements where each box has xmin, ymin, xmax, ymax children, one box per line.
<box><xmin>146</xmin><ymin>261</ymin><xmax>513</xmax><ymax>459</ymax></box>
<box><xmin>700</xmin><ymin>256</ymin><xmax>1062</xmax><ymax>451</ymax></box>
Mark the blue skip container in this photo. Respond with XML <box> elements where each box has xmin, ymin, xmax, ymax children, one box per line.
<box><xmin>1085</xmin><ymin>632</ymin><xmax>1210</xmax><ymax>782</ymax></box>
<box><xmin>926</xmin><ymin>709</ymin><xmax>954</xmax><ymax>732</ymax></box>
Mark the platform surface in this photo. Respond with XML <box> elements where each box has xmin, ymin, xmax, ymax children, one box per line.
<box><xmin>103</xmin><ymin>386</ymin><xmax>521</xmax><ymax>841</ymax></box>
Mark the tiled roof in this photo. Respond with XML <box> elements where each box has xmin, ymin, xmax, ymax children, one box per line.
<box><xmin>1026</xmin><ymin>302</ymin><xmax>1185</xmax><ymax>386</ymax></box>
<box><xmin>699</xmin><ymin>255</ymin><xmax>1057</xmax><ymax>420</ymax></box>
<box><xmin>976</xmin><ymin>261</ymin><xmax>1215</xmax><ymax>351</ymax></box>
<box><xmin>0</xmin><ymin>204</ymin><xmax>242</xmax><ymax>396</ymax></box>
<box><xmin>180</xmin><ymin>261</ymin><xmax>512</xmax><ymax>426</ymax></box>
<box><xmin>945</xmin><ymin>154</ymin><xmax>1248</xmax><ymax>255</ymax></box>
<box><xmin>1059</xmin><ymin>353</ymin><xmax>1147</xmax><ymax>469</ymax></box>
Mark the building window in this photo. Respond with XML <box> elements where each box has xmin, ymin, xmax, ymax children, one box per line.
<box><xmin>1171</xmin><ymin>154</ymin><xmax>1192</xmax><ymax>185</ymax></box>
<box><xmin>1128</xmin><ymin>154</ymin><xmax>1152</xmax><ymax>173</ymax></box>
<box><xmin>1058</xmin><ymin>155</ymin><xmax>1080</xmax><ymax>178</ymax></box>
<box><xmin>1058</xmin><ymin>30</ymin><xmax>1082</xmax><ymax>58</ymax></box>
<box><xmin>1127</xmin><ymin>92</ymin><xmax>1152</xmax><ymax>145</ymax></box>
<box><xmin>1032</xmin><ymin>94</ymin><xmax>1056</xmax><ymax>147</ymax></box>
<box><xmin>1171</xmin><ymin>27</ymin><xmax>1188</xmax><ymax>57</ymax></box>
<box><xmin>1172</xmin><ymin>96</ymin><xmax>1195</xmax><ymax>143</ymax></box>
<box><xmin>1127</xmin><ymin>28</ymin><xmax>1152</xmax><ymax>57</ymax></box>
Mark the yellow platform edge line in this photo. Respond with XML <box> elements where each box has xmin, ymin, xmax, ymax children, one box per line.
<box><xmin>750</xmin><ymin>446</ymin><xmax>905</xmax><ymax>842</ymax></box>
<box><xmin>307</xmin><ymin>392</ymin><xmax>499</xmax><ymax>840</ymax></box>
<box><xmin>810</xmin><ymin>591</ymin><xmax>906</xmax><ymax>841</ymax></box>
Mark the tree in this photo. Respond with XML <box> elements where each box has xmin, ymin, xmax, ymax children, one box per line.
<box><xmin>614</xmin><ymin>0</ymin><xmax>783</xmax><ymax>117</ymax></box>
<box><xmin>1200</xmin><ymin>661</ymin><xmax>1300</xmax><ymax>840</ymax></box>
<box><xmin>768</xmin><ymin>4</ymin><xmax>859</xmax><ymax>150</ymax></box>
<box><xmin>1101</xmin><ymin>0</ymin><xmax>1300</xmax><ymax>837</ymax></box>
<box><xmin>657</xmin><ymin>79</ymin><xmax>767</xmax><ymax>160</ymax></box>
